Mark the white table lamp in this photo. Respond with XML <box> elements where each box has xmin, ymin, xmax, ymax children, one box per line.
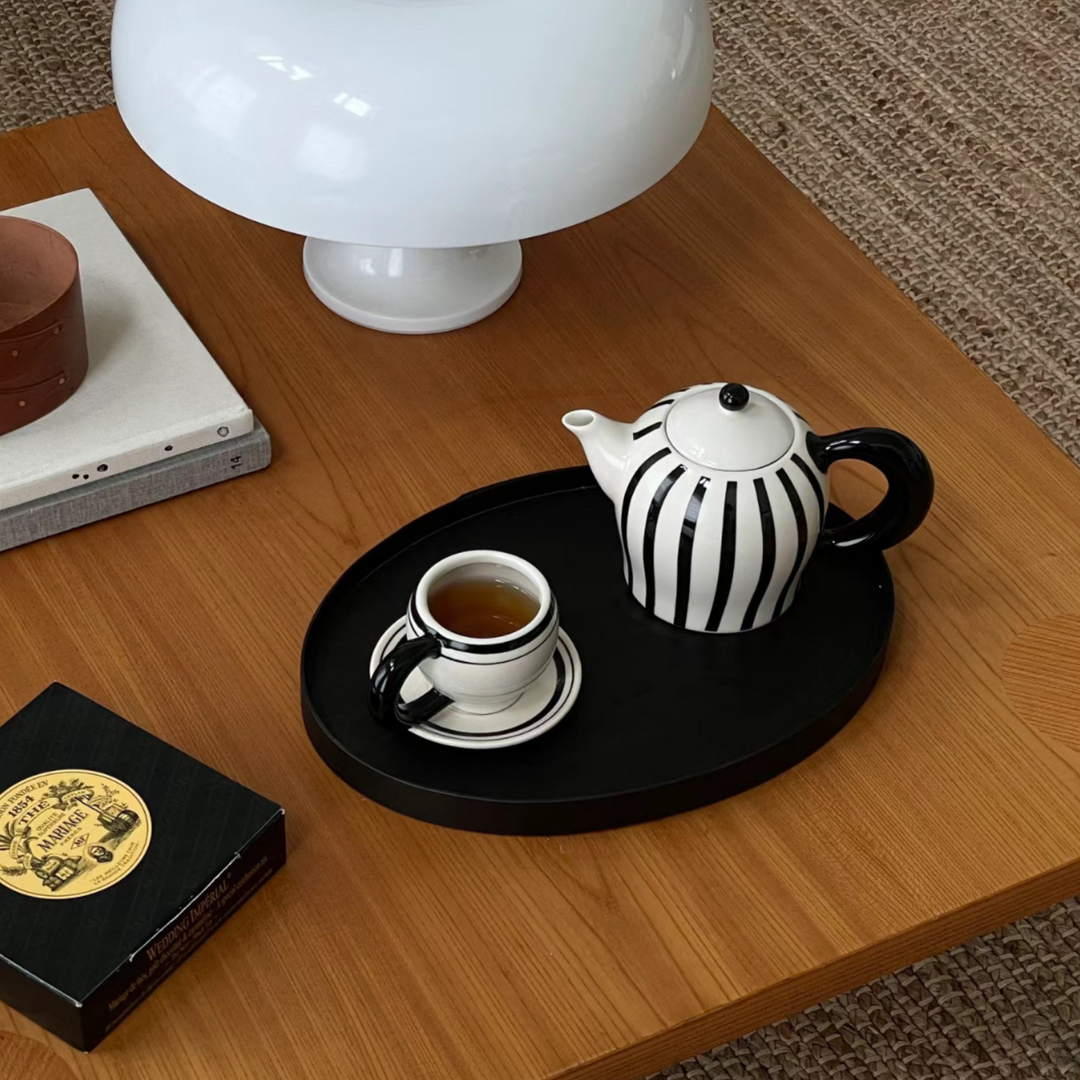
<box><xmin>112</xmin><ymin>0</ymin><xmax>715</xmax><ymax>334</ymax></box>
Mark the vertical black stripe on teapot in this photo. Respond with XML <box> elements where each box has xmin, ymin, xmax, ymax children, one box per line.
<box><xmin>563</xmin><ymin>383</ymin><xmax>933</xmax><ymax>634</ymax></box>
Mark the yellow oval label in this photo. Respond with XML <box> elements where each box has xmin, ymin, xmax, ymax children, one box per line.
<box><xmin>0</xmin><ymin>771</ymin><xmax>151</xmax><ymax>899</ymax></box>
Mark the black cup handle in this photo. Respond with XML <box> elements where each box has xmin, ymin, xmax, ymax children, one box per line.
<box><xmin>369</xmin><ymin>635</ymin><xmax>453</xmax><ymax>729</ymax></box>
<box><xmin>806</xmin><ymin>428</ymin><xmax>934</xmax><ymax>551</ymax></box>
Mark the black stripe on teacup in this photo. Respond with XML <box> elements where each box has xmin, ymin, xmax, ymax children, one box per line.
<box><xmin>644</xmin><ymin>464</ymin><xmax>687</xmax><ymax>614</ymax></box>
<box><xmin>741</xmin><ymin>478</ymin><xmax>776</xmax><ymax>631</ymax></box>
<box><xmin>433</xmin><ymin>616</ymin><xmax>559</xmax><ymax>666</ymax></box>
<box><xmin>705</xmin><ymin>480</ymin><xmax>739</xmax><ymax>632</ymax></box>
<box><xmin>410</xmin><ymin>592</ymin><xmax>557</xmax><ymax>655</ymax></box>
<box><xmin>621</xmin><ymin>447</ymin><xmax>672</xmax><ymax>593</ymax></box>
<box><xmin>632</xmin><ymin>422</ymin><xmax>663</xmax><ymax>440</ymax></box>
<box><xmin>791</xmin><ymin>452</ymin><xmax>825</xmax><ymax>525</ymax></box>
<box><xmin>674</xmin><ymin>476</ymin><xmax>710</xmax><ymax>628</ymax></box>
<box><xmin>773</xmin><ymin>468</ymin><xmax>808</xmax><ymax>619</ymax></box>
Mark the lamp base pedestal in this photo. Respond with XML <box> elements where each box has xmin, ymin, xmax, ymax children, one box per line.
<box><xmin>302</xmin><ymin>239</ymin><xmax>523</xmax><ymax>334</ymax></box>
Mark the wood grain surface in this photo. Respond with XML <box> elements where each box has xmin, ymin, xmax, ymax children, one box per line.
<box><xmin>2</xmin><ymin>106</ymin><xmax>1080</xmax><ymax>1080</ymax></box>
<box><xmin>0</xmin><ymin>1033</ymin><xmax>75</xmax><ymax>1080</ymax></box>
<box><xmin>1004</xmin><ymin>614</ymin><xmax>1080</xmax><ymax>762</ymax></box>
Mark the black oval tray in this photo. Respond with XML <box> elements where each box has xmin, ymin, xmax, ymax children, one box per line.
<box><xmin>301</xmin><ymin>467</ymin><xmax>893</xmax><ymax>835</ymax></box>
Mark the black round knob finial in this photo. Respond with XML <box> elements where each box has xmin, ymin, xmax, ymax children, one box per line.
<box><xmin>719</xmin><ymin>383</ymin><xmax>751</xmax><ymax>412</ymax></box>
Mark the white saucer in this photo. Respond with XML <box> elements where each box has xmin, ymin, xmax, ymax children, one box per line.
<box><xmin>368</xmin><ymin>618</ymin><xmax>582</xmax><ymax>749</ymax></box>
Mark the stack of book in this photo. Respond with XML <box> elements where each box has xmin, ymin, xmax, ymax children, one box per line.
<box><xmin>0</xmin><ymin>190</ymin><xmax>270</xmax><ymax>552</ymax></box>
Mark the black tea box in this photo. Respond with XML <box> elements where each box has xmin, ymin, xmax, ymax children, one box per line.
<box><xmin>0</xmin><ymin>683</ymin><xmax>285</xmax><ymax>1050</ymax></box>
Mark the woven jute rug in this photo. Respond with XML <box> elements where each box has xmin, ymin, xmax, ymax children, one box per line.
<box><xmin>4</xmin><ymin>2</ymin><xmax>1080</xmax><ymax>1077</ymax></box>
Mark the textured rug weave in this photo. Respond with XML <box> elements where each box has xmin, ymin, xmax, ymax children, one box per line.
<box><xmin>4</xmin><ymin>2</ymin><xmax>1080</xmax><ymax>1078</ymax></box>
<box><xmin>0</xmin><ymin>0</ymin><xmax>113</xmax><ymax>131</ymax></box>
<box><xmin>650</xmin><ymin>901</ymin><xmax>1080</xmax><ymax>1080</ymax></box>
<box><xmin>712</xmin><ymin>0</ymin><xmax>1080</xmax><ymax>465</ymax></box>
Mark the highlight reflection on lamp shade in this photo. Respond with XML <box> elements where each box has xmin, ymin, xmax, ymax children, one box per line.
<box><xmin>113</xmin><ymin>0</ymin><xmax>715</xmax><ymax>334</ymax></box>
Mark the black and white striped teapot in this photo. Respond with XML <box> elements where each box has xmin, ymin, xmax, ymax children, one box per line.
<box><xmin>562</xmin><ymin>383</ymin><xmax>934</xmax><ymax>634</ymax></box>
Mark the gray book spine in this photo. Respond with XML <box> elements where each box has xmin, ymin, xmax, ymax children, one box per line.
<box><xmin>0</xmin><ymin>421</ymin><xmax>271</xmax><ymax>553</ymax></box>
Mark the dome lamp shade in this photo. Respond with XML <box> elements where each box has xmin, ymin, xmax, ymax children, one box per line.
<box><xmin>112</xmin><ymin>0</ymin><xmax>716</xmax><ymax>334</ymax></box>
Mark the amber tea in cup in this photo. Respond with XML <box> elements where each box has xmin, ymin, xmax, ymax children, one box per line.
<box><xmin>427</xmin><ymin>573</ymin><xmax>541</xmax><ymax>639</ymax></box>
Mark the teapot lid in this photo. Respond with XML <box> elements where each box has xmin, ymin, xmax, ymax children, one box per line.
<box><xmin>665</xmin><ymin>383</ymin><xmax>795</xmax><ymax>471</ymax></box>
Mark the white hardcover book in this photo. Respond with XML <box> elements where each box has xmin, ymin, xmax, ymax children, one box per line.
<box><xmin>0</xmin><ymin>422</ymin><xmax>271</xmax><ymax>553</ymax></box>
<box><xmin>0</xmin><ymin>189</ymin><xmax>253</xmax><ymax>511</ymax></box>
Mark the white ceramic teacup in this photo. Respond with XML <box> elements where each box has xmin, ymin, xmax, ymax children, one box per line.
<box><xmin>369</xmin><ymin>551</ymin><xmax>559</xmax><ymax>728</ymax></box>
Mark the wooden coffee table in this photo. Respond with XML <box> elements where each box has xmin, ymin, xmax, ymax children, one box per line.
<box><xmin>2</xmin><ymin>106</ymin><xmax>1080</xmax><ymax>1080</ymax></box>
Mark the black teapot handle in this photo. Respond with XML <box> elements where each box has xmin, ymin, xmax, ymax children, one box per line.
<box><xmin>806</xmin><ymin>429</ymin><xmax>934</xmax><ymax>551</ymax></box>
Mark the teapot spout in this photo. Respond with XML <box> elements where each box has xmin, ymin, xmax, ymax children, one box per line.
<box><xmin>562</xmin><ymin>410</ymin><xmax>634</xmax><ymax>504</ymax></box>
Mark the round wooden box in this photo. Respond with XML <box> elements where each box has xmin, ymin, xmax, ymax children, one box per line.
<box><xmin>0</xmin><ymin>217</ymin><xmax>88</xmax><ymax>437</ymax></box>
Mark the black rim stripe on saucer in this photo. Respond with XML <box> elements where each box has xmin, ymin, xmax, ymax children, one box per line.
<box><xmin>425</xmin><ymin>646</ymin><xmax>570</xmax><ymax>740</ymax></box>
<box><xmin>379</xmin><ymin>628</ymin><xmax>574</xmax><ymax>741</ymax></box>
